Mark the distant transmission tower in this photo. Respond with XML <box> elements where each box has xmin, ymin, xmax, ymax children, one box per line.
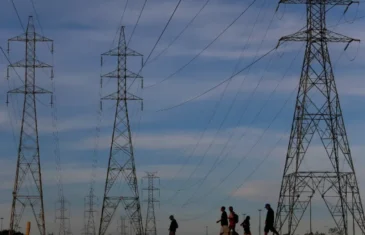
<box><xmin>143</xmin><ymin>172</ymin><xmax>160</xmax><ymax>235</ymax></box>
<box><xmin>84</xmin><ymin>188</ymin><xmax>97</xmax><ymax>235</ymax></box>
<box><xmin>275</xmin><ymin>0</ymin><xmax>365</xmax><ymax>235</ymax></box>
<box><xmin>98</xmin><ymin>26</ymin><xmax>144</xmax><ymax>235</ymax></box>
<box><xmin>55</xmin><ymin>199</ymin><xmax>71</xmax><ymax>235</ymax></box>
<box><xmin>7</xmin><ymin>16</ymin><xmax>53</xmax><ymax>235</ymax></box>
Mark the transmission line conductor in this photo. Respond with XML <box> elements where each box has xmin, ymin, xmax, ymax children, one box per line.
<box><xmin>98</xmin><ymin>25</ymin><xmax>144</xmax><ymax>235</ymax></box>
<box><xmin>273</xmin><ymin>0</ymin><xmax>365</xmax><ymax>235</ymax></box>
<box><xmin>6</xmin><ymin>16</ymin><xmax>54</xmax><ymax>235</ymax></box>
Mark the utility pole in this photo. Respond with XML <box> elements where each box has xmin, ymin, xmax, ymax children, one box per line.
<box><xmin>7</xmin><ymin>16</ymin><xmax>53</xmax><ymax>235</ymax></box>
<box><xmin>143</xmin><ymin>172</ymin><xmax>160</xmax><ymax>235</ymax></box>
<box><xmin>259</xmin><ymin>209</ymin><xmax>262</xmax><ymax>235</ymax></box>
<box><xmin>1</xmin><ymin>217</ymin><xmax>3</xmax><ymax>231</ymax></box>
<box><xmin>274</xmin><ymin>0</ymin><xmax>365</xmax><ymax>234</ymax></box>
<box><xmin>98</xmin><ymin>26</ymin><xmax>144</xmax><ymax>235</ymax></box>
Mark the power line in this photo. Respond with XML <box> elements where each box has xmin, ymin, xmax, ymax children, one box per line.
<box><xmin>157</xmin><ymin>47</ymin><xmax>276</xmax><ymax>112</ymax></box>
<box><xmin>176</xmin><ymin>3</ymin><xmax>277</xmax><ymax>193</ymax></box>
<box><xmin>145</xmin><ymin>0</ymin><xmax>260</xmax><ymax>89</ymax></box>
<box><xmin>146</xmin><ymin>0</ymin><xmax>211</xmax><ymax>65</ymax></box>
<box><xmin>127</xmin><ymin>0</ymin><xmax>185</xmax><ymax>91</ymax></box>
<box><xmin>162</xmin><ymin>1</ymin><xmax>277</xmax><ymax>200</ymax></box>
<box><xmin>10</xmin><ymin>0</ymin><xmax>25</xmax><ymax>30</ymax></box>
<box><xmin>127</xmin><ymin>0</ymin><xmax>148</xmax><ymax>46</ymax></box>
<box><xmin>111</xmin><ymin>0</ymin><xmax>129</xmax><ymax>48</ymax></box>
<box><xmin>143</xmin><ymin>0</ymin><xmax>183</xmax><ymax>65</ymax></box>
<box><xmin>180</xmin><ymin>43</ymin><xmax>305</xmax><ymax>207</ymax></box>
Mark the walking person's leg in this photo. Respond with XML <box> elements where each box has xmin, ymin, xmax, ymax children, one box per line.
<box><xmin>269</xmin><ymin>227</ymin><xmax>279</xmax><ymax>235</ymax></box>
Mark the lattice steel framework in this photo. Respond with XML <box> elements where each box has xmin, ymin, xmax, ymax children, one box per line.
<box><xmin>143</xmin><ymin>172</ymin><xmax>159</xmax><ymax>235</ymax></box>
<box><xmin>98</xmin><ymin>26</ymin><xmax>144</xmax><ymax>235</ymax></box>
<box><xmin>84</xmin><ymin>189</ymin><xmax>97</xmax><ymax>235</ymax></box>
<box><xmin>274</xmin><ymin>1</ymin><xmax>365</xmax><ymax>235</ymax></box>
<box><xmin>7</xmin><ymin>16</ymin><xmax>53</xmax><ymax>235</ymax></box>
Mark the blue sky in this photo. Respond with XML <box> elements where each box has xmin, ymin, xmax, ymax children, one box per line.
<box><xmin>1</xmin><ymin>0</ymin><xmax>365</xmax><ymax>235</ymax></box>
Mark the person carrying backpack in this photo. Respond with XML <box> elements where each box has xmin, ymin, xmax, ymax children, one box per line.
<box><xmin>168</xmin><ymin>215</ymin><xmax>178</xmax><ymax>235</ymax></box>
<box><xmin>228</xmin><ymin>206</ymin><xmax>239</xmax><ymax>235</ymax></box>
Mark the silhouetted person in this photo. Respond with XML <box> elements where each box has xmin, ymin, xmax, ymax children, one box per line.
<box><xmin>228</xmin><ymin>206</ymin><xmax>239</xmax><ymax>235</ymax></box>
<box><xmin>217</xmin><ymin>206</ymin><xmax>229</xmax><ymax>235</ymax></box>
<box><xmin>169</xmin><ymin>215</ymin><xmax>178</xmax><ymax>235</ymax></box>
<box><xmin>264</xmin><ymin>204</ymin><xmax>279</xmax><ymax>235</ymax></box>
<box><xmin>240</xmin><ymin>216</ymin><xmax>251</xmax><ymax>235</ymax></box>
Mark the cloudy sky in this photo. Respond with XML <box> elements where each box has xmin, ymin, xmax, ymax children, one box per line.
<box><xmin>1</xmin><ymin>0</ymin><xmax>365</xmax><ymax>235</ymax></box>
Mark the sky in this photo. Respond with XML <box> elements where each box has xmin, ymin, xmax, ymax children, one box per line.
<box><xmin>1</xmin><ymin>0</ymin><xmax>365</xmax><ymax>235</ymax></box>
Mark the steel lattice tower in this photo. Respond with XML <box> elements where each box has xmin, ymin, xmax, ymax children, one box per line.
<box><xmin>7</xmin><ymin>16</ymin><xmax>53</xmax><ymax>235</ymax></box>
<box><xmin>274</xmin><ymin>0</ymin><xmax>365</xmax><ymax>235</ymax></box>
<box><xmin>98</xmin><ymin>26</ymin><xmax>144</xmax><ymax>235</ymax></box>
<box><xmin>142</xmin><ymin>172</ymin><xmax>159</xmax><ymax>235</ymax></box>
<box><xmin>84</xmin><ymin>188</ymin><xmax>97</xmax><ymax>235</ymax></box>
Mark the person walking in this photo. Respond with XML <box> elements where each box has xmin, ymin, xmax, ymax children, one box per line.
<box><xmin>228</xmin><ymin>206</ymin><xmax>239</xmax><ymax>235</ymax></box>
<box><xmin>264</xmin><ymin>204</ymin><xmax>279</xmax><ymax>235</ymax></box>
<box><xmin>168</xmin><ymin>215</ymin><xmax>178</xmax><ymax>235</ymax></box>
<box><xmin>240</xmin><ymin>216</ymin><xmax>251</xmax><ymax>235</ymax></box>
<box><xmin>216</xmin><ymin>206</ymin><xmax>229</xmax><ymax>235</ymax></box>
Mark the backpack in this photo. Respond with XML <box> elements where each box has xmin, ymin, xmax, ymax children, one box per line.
<box><xmin>234</xmin><ymin>213</ymin><xmax>239</xmax><ymax>223</ymax></box>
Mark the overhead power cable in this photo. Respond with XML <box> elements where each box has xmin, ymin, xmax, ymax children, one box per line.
<box><xmin>176</xmin><ymin>3</ymin><xmax>277</xmax><ymax>194</ymax></box>
<box><xmin>156</xmin><ymin>47</ymin><xmax>276</xmax><ymax>112</ymax></box>
<box><xmin>127</xmin><ymin>0</ymin><xmax>148</xmax><ymax>46</ymax></box>
<box><xmin>10</xmin><ymin>0</ymin><xmax>25</xmax><ymax>30</ymax></box>
<box><xmin>146</xmin><ymin>0</ymin><xmax>211</xmax><ymax>65</ymax></box>
<box><xmin>143</xmin><ymin>0</ymin><xmax>183</xmax><ymax>65</ymax></box>
<box><xmin>161</xmin><ymin>0</ymin><xmax>268</xmax><ymax>195</ymax></box>
<box><xmin>111</xmin><ymin>0</ymin><xmax>129</xmax><ymax>48</ymax></box>
<box><xmin>145</xmin><ymin>0</ymin><xmax>260</xmax><ymax>89</ymax></box>
<box><xmin>162</xmin><ymin>1</ymin><xmax>278</xmax><ymax>203</ymax></box>
<box><xmin>127</xmin><ymin>0</ymin><xmax>184</xmax><ymax>91</ymax></box>
<box><xmin>181</xmin><ymin>43</ymin><xmax>305</xmax><ymax>207</ymax></box>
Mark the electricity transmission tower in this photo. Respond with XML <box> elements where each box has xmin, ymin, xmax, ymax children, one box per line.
<box><xmin>275</xmin><ymin>0</ymin><xmax>365</xmax><ymax>235</ymax></box>
<box><xmin>143</xmin><ymin>172</ymin><xmax>160</xmax><ymax>235</ymax></box>
<box><xmin>7</xmin><ymin>16</ymin><xmax>53</xmax><ymax>235</ymax></box>
<box><xmin>55</xmin><ymin>200</ymin><xmax>71</xmax><ymax>235</ymax></box>
<box><xmin>98</xmin><ymin>26</ymin><xmax>144</xmax><ymax>235</ymax></box>
<box><xmin>84</xmin><ymin>188</ymin><xmax>97</xmax><ymax>235</ymax></box>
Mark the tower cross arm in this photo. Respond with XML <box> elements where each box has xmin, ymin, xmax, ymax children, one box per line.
<box><xmin>101</xmin><ymin>92</ymin><xmax>142</xmax><ymax>101</ymax></box>
<box><xmin>8</xmin><ymin>86</ymin><xmax>52</xmax><ymax>94</ymax></box>
<box><xmin>8</xmin><ymin>59</ymin><xmax>53</xmax><ymax>68</ymax></box>
<box><xmin>101</xmin><ymin>47</ymin><xmax>143</xmax><ymax>57</ymax></box>
<box><xmin>277</xmin><ymin>29</ymin><xmax>360</xmax><ymax>48</ymax></box>
<box><xmin>101</xmin><ymin>68</ymin><xmax>143</xmax><ymax>79</ymax></box>
<box><xmin>8</xmin><ymin>32</ymin><xmax>53</xmax><ymax>42</ymax></box>
<box><xmin>278</xmin><ymin>0</ymin><xmax>356</xmax><ymax>5</ymax></box>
